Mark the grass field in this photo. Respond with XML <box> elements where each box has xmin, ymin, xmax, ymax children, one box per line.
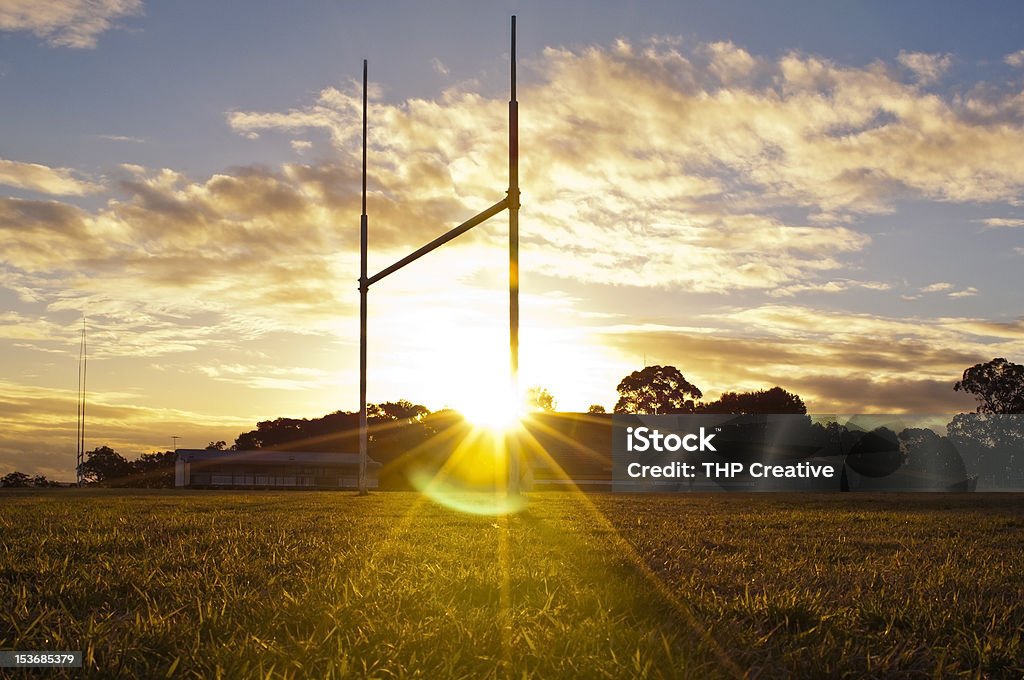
<box><xmin>1</xmin><ymin>490</ymin><xmax>1022</xmax><ymax>678</ymax></box>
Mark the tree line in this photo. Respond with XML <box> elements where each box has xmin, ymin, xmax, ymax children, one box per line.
<box><xmin>3</xmin><ymin>357</ymin><xmax>1020</xmax><ymax>488</ymax></box>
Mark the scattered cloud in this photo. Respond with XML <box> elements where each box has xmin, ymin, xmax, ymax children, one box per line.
<box><xmin>0</xmin><ymin>379</ymin><xmax>252</xmax><ymax>479</ymax></box>
<box><xmin>1005</xmin><ymin>50</ymin><xmax>1024</xmax><ymax>68</ymax></box>
<box><xmin>981</xmin><ymin>217</ymin><xmax>1024</xmax><ymax>228</ymax></box>
<box><xmin>97</xmin><ymin>134</ymin><xmax>146</xmax><ymax>143</ymax></box>
<box><xmin>197</xmin><ymin>363</ymin><xmax>338</xmax><ymax>391</ymax></box>
<box><xmin>769</xmin><ymin>279</ymin><xmax>891</xmax><ymax>297</ymax></box>
<box><xmin>921</xmin><ymin>283</ymin><xmax>979</xmax><ymax>298</ymax></box>
<box><xmin>897</xmin><ymin>51</ymin><xmax>953</xmax><ymax>84</ymax></box>
<box><xmin>921</xmin><ymin>282</ymin><xmax>954</xmax><ymax>293</ymax></box>
<box><xmin>0</xmin><ymin>0</ymin><xmax>142</xmax><ymax>48</ymax></box>
<box><xmin>599</xmin><ymin>304</ymin><xmax>1023</xmax><ymax>412</ymax></box>
<box><xmin>0</xmin><ymin>157</ymin><xmax>100</xmax><ymax>195</ymax></box>
<box><xmin>290</xmin><ymin>139</ymin><xmax>313</xmax><ymax>153</ymax></box>
<box><xmin>430</xmin><ymin>57</ymin><xmax>449</xmax><ymax>77</ymax></box>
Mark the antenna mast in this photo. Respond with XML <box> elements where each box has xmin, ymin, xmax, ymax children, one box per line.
<box><xmin>76</xmin><ymin>316</ymin><xmax>87</xmax><ymax>487</ymax></box>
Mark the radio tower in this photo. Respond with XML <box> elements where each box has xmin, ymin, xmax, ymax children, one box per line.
<box><xmin>76</xmin><ymin>316</ymin><xmax>87</xmax><ymax>487</ymax></box>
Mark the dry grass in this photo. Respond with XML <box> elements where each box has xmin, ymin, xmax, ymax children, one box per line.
<box><xmin>1</xmin><ymin>490</ymin><xmax>1021</xmax><ymax>678</ymax></box>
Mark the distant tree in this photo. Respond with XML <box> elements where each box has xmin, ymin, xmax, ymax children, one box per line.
<box><xmin>954</xmin><ymin>358</ymin><xmax>1024</xmax><ymax>414</ymax></box>
<box><xmin>898</xmin><ymin>428</ymin><xmax>966</xmax><ymax>486</ymax></box>
<box><xmin>947</xmin><ymin>412</ymin><xmax>1023</xmax><ymax>484</ymax></box>
<box><xmin>30</xmin><ymin>474</ymin><xmax>61</xmax><ymax>488</ymax></box>
<box><xmin>700</xmin><ymin>387</ymin><xmax>806</xmax><ymax>414</ymax></box>
<box><xmin>525</xmin><ymin>386</ymin><xmax>556</xmax><ymax>412</ymax></box>
<box><xmin>843</xmin><ymin>426</ymin><xmax>903</xmax><ymax>479</ymax></box>
<box><xmin>205</xmin><ymin>441</ymin><xmax>227</xmax><ymax>451</ymax></box>
<box><xmin>79</xmin><ymin>445</ymin><xmax>133</xmax><ymax>486</ymax></box>
<box><xmin>614</xmin><ymin>365</ymin><xmax>702</xmax><ymax>414</ymax></box>
<box><xmin>368</xmin><ymin>400</ymin><xmax>430</xmax><ymax>424</ymax></box>
<box><xmin>234</xmin><ymin>411</ymin><xmax>359</xmax><ymax>450</ymax></box>
<box><xmin>587</xmin><ymin>404</ymin><xmax>606</xmax><ymax>414</ymax></box>
<box><xmin>1</xmin><ymin>471</ymin><xmax>32</xmax><ymax>488</ymax></box>
<box><xmin>133</xmin><ymin>451</ymin><xmax>177</xmax><ymax>488</ymax></box>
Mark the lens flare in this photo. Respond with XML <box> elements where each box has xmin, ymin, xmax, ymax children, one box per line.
<box><xmin>408</xmin><ymin>420</ymin><xmax>527</xmax><ymax>515</ymax></box>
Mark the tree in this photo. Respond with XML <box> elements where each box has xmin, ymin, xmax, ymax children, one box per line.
<box><xmin>525</xmin><ymin>386</ymin><xmax>556</xmax><ymax>412</ymax></box>
<box><xmin>205</xmin><ymin>441</ymin><xmax>227</xmax><ymax>450</ymax></box>
<box><xmin>133</xmin><ymin>451</ymin><xmax>177</xmax><ymax>488</ymax></box>
<box><xmin>614</xmin><ymin>365</ymin><xmax>702</xmax><ymax>414</ymax></box>
<box><xmin>79</xmin><ymin>445</ymin><xmax>133</xmax><ymax>486</ymax></box>
<box><xmin>233</xmin><ymin>411</ymin><xmax>359</xmax><ymax>451</ymax></box>
<box><xmin>700</xmin><ymin>386</ymin><xmax>806</xmax><ymax>414</ymax></box>
<box><xmin>1</xmin><ymin>471</ymin><xmax>32</xmax><ymax>488</ymax></box>
<box><xmin>368</xmin><ymin>400</ymin><xmax>430</xmax><ymax>424</ymax></box>
<box><xmin>587</xmin><ymin>404</ymin><xmax>606</xmax><ymax>414</ymax></box>
<box><xmin>954</xmin><ymin>358</ymin><xmax>1024</xmax><ymax>414</ymax></box>
<box><xmin>898</xmin><ymin>428</ymin><xmax>966</xmax><ymax>487</ymax></box>
<box><xmin>947</xmin><ymin>412</ymin><xmax>1023</xmax><ymax>485</ymax></box>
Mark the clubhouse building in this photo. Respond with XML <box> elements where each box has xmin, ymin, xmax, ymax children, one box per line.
<box><xmin>174</xmin><ymin>449</ymin><xmax>381</xmax><ymax>489</ymax></box>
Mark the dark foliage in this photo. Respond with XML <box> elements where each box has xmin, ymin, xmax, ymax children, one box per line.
<box><xmin>700</xmin><ymin>386</ymin><xmax>806</xmax><ymax>414</ymax></box>
<box><xmin>614</xmin><ymin>365</ymin><xmax>702</xmax><ymax>414</ymax></box>
<box><xmin>954</xmin><ymin>357</ymin><xmax>1024</xmax><ymax>414</ymax></box>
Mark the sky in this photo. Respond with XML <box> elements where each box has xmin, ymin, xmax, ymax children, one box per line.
<box><xmin>2</xmin><ymin>0</ymin><xmax>1024</xmax><ymax>479</ymax></box>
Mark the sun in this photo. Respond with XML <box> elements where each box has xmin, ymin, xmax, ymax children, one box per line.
<box><xmin>453</xmin><ymin>380</ymin><xmax>524</xmax><ymax>434</ymax></box>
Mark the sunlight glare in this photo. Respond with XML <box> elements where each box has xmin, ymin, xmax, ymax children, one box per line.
<box><xmin>453</xmin><ymin>379</ymin><xmax>524</xmax><ymax>434</ymax></box>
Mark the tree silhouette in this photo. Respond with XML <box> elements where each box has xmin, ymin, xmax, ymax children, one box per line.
<box><xmin>700</xmin><ymin>386</ymin><xmax>806</xmax><ymax>414</ymax></box>
<box><xmin>954</xmin><ymin>358</ymin><xmax>1024</xmax><ymax>413</ymax></box>
<box><xmin>368</xmin><ymin>400</ymin><xmax>430</xmax><ymax>424</ymax></box>
<box><xmin>133</xmin><ymin>451</ymin><xmax>177</xmax><ymax>488</ymax></box>
<box><xmin>587</xmin><ymin>404</ymin><xmax>606</xmax><ymax>414</ymax></box>
<box><xmin>80</xmin><ymin>445</ymin><xmax>133</xmax><ymax>486</ymax></box>
<box><xmin>898</xmin><ymin>428</ymin><xmax>966</xmax><ymax>486</ymax></box>
<box><xmin>525</xmin><ymin>386</ymin><xmax>556</xmax><ymax>412</ymax></box>
<box><xmin>1</xmin><ymin>471</ymin><xmax>32</xmax><ymax>487</ymax></box>
<box><xmin>614</xmin><ymin>365</ymin><xmax>702</xmax><ymax>414</ymax></box>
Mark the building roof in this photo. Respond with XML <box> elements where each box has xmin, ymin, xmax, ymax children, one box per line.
<box><xmin>176</xmin><ymin>449</ymin><xmax>381</xmax><ymax>467</ymax></box>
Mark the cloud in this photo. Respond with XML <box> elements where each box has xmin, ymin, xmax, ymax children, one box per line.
<box><xmin>97</xmin><ymin>134</ymin><xmax>145</xmax><ymax>143</ymax></box>
<box><xmin>1005</xmin><ymin>50</ymin><xmax>1024</xmax><ymax>68</ymax></box>
<box><xmin>431</xmin><ymin>58</ymin><xmax>450</xmax><ymax>77</ymax></box>
<box><xmin>769</xmin><ymin>279</ymin><xmax>891</xmax><ymax>297</ymax></box>
<box><xmin>197</xmin><ymin>363</ymin><xmax>338</xmax><ymax>391</ymax></box>
<box><xmin>981</xmin><ymin>217</ymin><xmax>1024</xmax><ymax>228</ymax></box>
<box><xmin>897</xmin><ymin>51</ymin><xmax>953</xmax><ymax>84</ymax></box>
<box><xmin>0</xmin><ymin>0</ymin><xmax>142</xmax><ymax>48</ymax></box>
<box><xmin>229</xmin><ymin>37</ymin><xmax>1024</xmax><ymax>259</ymax></box>
<box><xmin>0</xmin><ymin>157</ymin><xmax>100</xmax><ymax>195</ymax></box>
<box><xmin>921</xmin><ymin>283</ymin><xmax>979</xmax><ymax>298</ymax></box>
<box><xmin>921</xmin><ymin>282</ymin><xmax>954</xmax><ymax>293</ymax></box>
<box><xmin>0</xmin><ymin>379</ymin><xmax>252</xmax><ymax>479</ymax></box>
<box><xmin>598</xmin><ymin>304</ymin><xmax>1023</xmax><ymax>412</ymax></box>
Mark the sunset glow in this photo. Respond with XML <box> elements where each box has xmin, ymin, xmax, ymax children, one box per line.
<box><xmin>2</xmin><ymin>2</ymin><xmax>1024</xmax><ymax>480</ymax></box>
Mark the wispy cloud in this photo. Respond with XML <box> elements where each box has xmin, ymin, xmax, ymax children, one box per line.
<box><xmin>897</xmin><ymin>51</ymin><xmax>953</xmax><ymax>84</ymax></box>
<box><xmin>1005</xmin><ymin>50</ymin><xmax>1024</xmax><ymax>68</ymax></box>
<box><xmin>0</xmin><ymin>157</ymin><xmax>100</xmax><ymax>195</ymax></box>
<box><xmin>430</xmin><ymin>57</ymin><xmax>449</xmax><ymax>77</ymax></box>
<box><xmin>0</xmin><ymin>0</ymin><xmax>142</xmax><ymax>49</ymax></box>
<box><xmin>980</xmin><ymin>217</ymin><xmax>1024</xmax><ymax>228</ymax></box>
<box><xmin>921</xmin><ymin>282</ymin><xmax>954</xmax><ymax>293</ymax></box>
<box><xmin>0</xmin><ymin>379</ymin><xmax>252</xmax><ymax>479</ymax></box>
<box><xmin>97</xmin><ymin>133</ymin><xmax>146</xmax><ymax>143</ymax></box>
<box><xmin>599</xmin><ymin>304</ymin><xmax>1023</xmax><ymax>413</ymax></box>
